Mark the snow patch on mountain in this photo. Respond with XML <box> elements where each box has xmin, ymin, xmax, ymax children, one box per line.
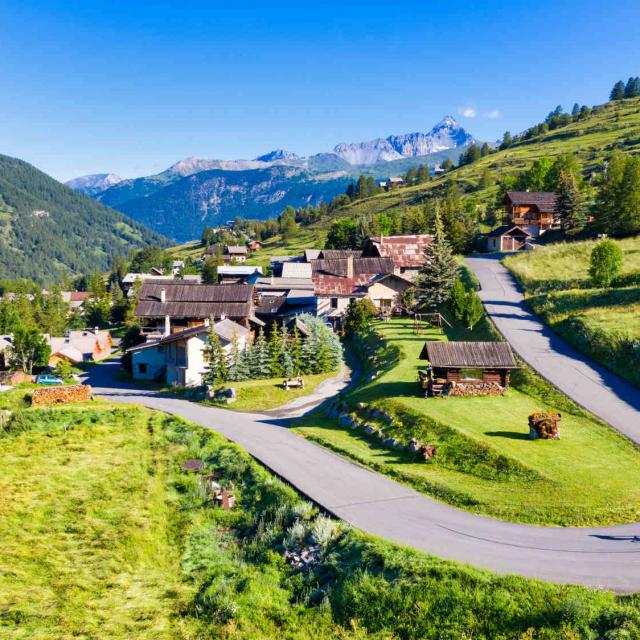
<box><xmin>64</xmin><ymin>173</ymin><xmax>122</xmax><ymax>195</ymax></box>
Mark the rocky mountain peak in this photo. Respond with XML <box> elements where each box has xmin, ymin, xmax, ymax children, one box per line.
<box><xmin>254</xmin><ymin>149</ymin><xmax>299</xmax><ymax>162</ymax></box>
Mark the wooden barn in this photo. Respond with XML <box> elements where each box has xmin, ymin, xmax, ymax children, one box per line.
<box><xmin>419</xmin><ymin>341</ymin><xmax>518</xmax><ymax>396</ymax></box>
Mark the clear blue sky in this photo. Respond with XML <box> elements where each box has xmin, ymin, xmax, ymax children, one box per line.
<box><xmin>1</xmin><ymin>0</ymin><xmax>639</xmax><ymax>181</ymax></box>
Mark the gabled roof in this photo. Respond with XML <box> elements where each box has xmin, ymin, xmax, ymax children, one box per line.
<box><xmin>310</xmin><ymin>256</ymin><xmax>394</xmax><ymax>277</ymax></box>
<box><xmin>304</xmin><ymin>249</ymin><xmax>321</xmax><ymax>262</ymax></box>
<box><xmin>318</xmin><ymin>249</ymin><xmax>362</xmax><ymax>260</ymax></box>
<box><xmin>135</xmin><ymin>283</ymin><xmax>254</xmax><ymax>319</ymax></box>
<box><xmin>281</xmin><ymin>262</ymin><xmax>313</xmax><ymax>279</ymax></box>
<box><xmin>485</xmin><ymin>225</ymin><xmax>532</xmax><ymax>238</ymax></box>
<box><xmin>218</xmin><ymin>265</ymin><xmax>263</xmax><ymax>276</ymax></box>
<box><xmin>420</xmin><ymin>341</ymin><xmax>518</xmax><ymax>369</ymax></box>
<box><xmin>225</xmin><ymin>245</ymin><xmax>248</xmax><ymax>255</ymax></box>
<box><xmin>365</xmin><ymin>235</ymin><xmax>433</xmax><ymax>268</ymax></box>
<box><xmin>505</xmin><ymin>191</ymin><xmax>557</xmax><ymax>213</ymax></box>
<box><xmin>129</xmin><ymin>319</ymin><xmax>249</xmax><ymax>352</ymax></box>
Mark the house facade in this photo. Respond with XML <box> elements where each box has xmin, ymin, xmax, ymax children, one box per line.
<box><xmin>503</xmin><ymin>191</ymin><xmax>558</xmax><ymax>236</ymax></box>
<box><xmin>48</xmin><ymin>329</ymin><xmax>113</xmax><ymax>366</ymax></box>
<box><xmin>484</xmin><ymin>225</ymin><xmax>532</xmax><ymax>252</ymax></box>
<box><xmin>129</xmin><ymin>319</ymin><xmax>250</xmax><ymax>386</ymax></box>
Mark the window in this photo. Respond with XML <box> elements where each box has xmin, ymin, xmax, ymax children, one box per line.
<box><xmin>138</xmin><ymin>363</ymin><xmax>148</xmax><ymax>374</ymax></box>
<box><xmin>330</xmin><ymin>298</ymin><xmax>338</xmax><ymax>309</ymax></box>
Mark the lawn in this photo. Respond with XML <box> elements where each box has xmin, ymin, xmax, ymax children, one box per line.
<box><xmin>504</xmin><ymin>236</ymin><xmax>640</xmax><ymax>387</ymax></box>
<box><xmin>202</xmin><ymin>370</ymin><xmax>339</xmax><ymax>412</ymax></box>
<box><xmin>2</xmin><ymin>400</ymin><xmax>639</xmax><ymax>639</ymax></box>
<box><xmin>294</xmin><ymin>317</ymin><xmax>640</xmax><ymax>525</ymax></box>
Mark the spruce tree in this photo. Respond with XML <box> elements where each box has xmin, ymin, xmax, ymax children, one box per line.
<box><xmin>555</xmin><ymin>169</ymin><xmax>585</xmax><ymax>232</ymax></box>
<box><xmin>449</xmin><ymin>277</ymin><xmax>467</xmax><ymax>321</ymax></box>
<box><xmin>291</xmin><ymin>325</ymin><xmax>304</xmax><ymax>375</ymax></box>
<box><xmin>610</xmin><ymin>80</ymin><xmax>625</xmax><ymax>101</ymax></box>
<box><xmin>252</xmin><ymin>329</ymin><xmax>271</xmax><ymax>378</ymax></box>
<box><xmin>227</xmin><ymin>331</ymin><xmax>248</xmax><ymax>381</ymax></box>
<box><xmin>203</xmin><ymin>324</ymin><xmax>227</xmax><ymax>387</ymax></box>
<box><xmin>267</xmin><ymin>323</ymin><xmax>284</xmax><ymax>377</ymax></box>
<box><xmin>415</xmin><ymin>208</ymin><xmax>460</xmax><ymax>310</ymax></box>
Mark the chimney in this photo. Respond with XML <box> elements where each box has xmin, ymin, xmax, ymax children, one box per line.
<box><xmin>164</xmin><ymin>315</ymin><xmax>171</xmax><ymax>335</ymax></box>
<box><xmin>346</xmin><ymin>255</ymin><xmax>354</xmax><ymax>279</ymax></box>
<box><xmin>160</xmin><ymin>288</ymin><xmax>166</xmax><ymax>303</ymax></box>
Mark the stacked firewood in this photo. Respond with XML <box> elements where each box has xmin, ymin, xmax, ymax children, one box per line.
<box><xmin>448</xmin><ymin>381</ymin><xmax>506</xmax><ymax>397</ymax></box>
<box><xmin>31</xmin><ymin>384</ymin><xmax>92</xmax><ymax>404</ymax></box>
<box><xmin>528</xmin><ymin>412</ymin><xmax>561</xmax><ymax>439</ymax></box>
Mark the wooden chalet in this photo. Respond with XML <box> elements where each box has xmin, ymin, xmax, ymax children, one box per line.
<box><xmin>420</xmin><ymin>341</ymin><xmax>517</xmax><ymax>396</ymax></box>
<box><xmin>484</xmin><ymin>225</ymin><xmax>531</xmax><ymax>252</ymax></box>
<box><xmin>503</xmin><ymin>191</ymin><xmax>559</xmax><ymax>236</ymax></box>
<box><xmin>223</xmin><ymin>245</ymin><xmax>248</xmax><ymax>263</ymax></box>
<box><xmin>134</xmin><ymin>281</ymin><xmax>260</xmax><ymax>335</ymax></box>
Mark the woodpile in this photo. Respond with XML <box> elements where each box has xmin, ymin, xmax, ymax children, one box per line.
<box><xmin>0</xmin><ymin>370</ymin><xmax>33</xmax><ymax>386</ymax></box>
<box><xmin>447</xmin><ymin>381</ymin><xmax>506</xmax><ymax>397</ymax></box>
<box><xmin>31</xmin><ymin>384</ymin><xmax>92</xmax><ymax>405</ymax></box>
<box><xmin>528</xmin><ymin>412</ymin><xmax>561</xmax><ymax>440</ymax></box>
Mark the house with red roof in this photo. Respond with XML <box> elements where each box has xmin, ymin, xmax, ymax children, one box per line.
<box><xmin>363</xmin><ymin>234</ymin><xmax>433</xmax><ymax>277</ymax></box>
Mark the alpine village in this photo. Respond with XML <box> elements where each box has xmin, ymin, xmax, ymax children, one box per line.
<box><xmin>2</xmin><ymin>8</ymin><xmax>640</xmax><ymax>638</ymax></box>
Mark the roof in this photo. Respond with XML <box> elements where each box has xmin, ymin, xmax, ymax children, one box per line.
<box><xmin>310</xmin><ymin>256</ymin><xmax>394</xmax><ymax>277</ymax></box>
<box><xmin>365</xmin><ymin>235</ymin><xmax>433</xmax><ymax>269</ymax></box>
<box><xmin>217</xmin><ymin>265</ymin><xmax>263</xmax><ymax>276</ymax></box>
<box><xmin>304</xmin><ymin>249</ymin><xmax>321</xmax><ymax>262</ymax></box>
<box><xmin>135</xmin><ymin>283</ymin><xmax>254</xmax><ymax>319</ymax></box>
<box><xmin>362</xmin><ymin>272</ymin><xmax>414</xmax><ymax>288</ymax></box>
<box><xmin>48</xmin><ymin>330</ymin><xmax>112</xmax><ymax>362</ymax></box>
<box><xmin>129</xmin><ymin>319</ymin><xmax>249</xmax><ymax>352</ymax></box>
<box><xmin>420</xmin><ymin>341</ymin><xmax>518</xmax><ymax>369</ymax></box>
<box><xmin>254</xmin><ymin>276</ymin><xmax>315</xmax><ymax>292</ymax></box>
<box><xmin>281</xmin><ymin>262</ymin><xmax>313</xmax><ymax>279</ymax></box>
<box><xmin>123</xmin><ymin>273</ymin><xmax>202</xmax><ymax>285</ymax></box>
<box><xmin>225</xmin><ymin>245</ymin><xmax>248</xmax><ymax>255</ymax></box>
<box><xmin>318</xmin><ymin>249</ymin><xmax>362</xmax><ymax>260</ymax></box>
<box><xmin>269</xmin><ymin>255</ymin><xmax>303</xmax><ymax>265</ymax></box>
<box><xmin>505</xmin><ymin>191</ymin><xmax>557</xmax><ymax>212</ymax></box>
<box><xmin>485</xmin><ymin>225</ymin><xmax>532</xmax><ymax>238</ymax></box>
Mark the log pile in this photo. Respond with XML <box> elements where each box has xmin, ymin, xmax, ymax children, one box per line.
<box><xmin>447</xmin><ymin>381</ymin><xmax>506</xmax><ymax>397</ymax></box>
<box><xmin>528</xmin><ymin>412</ymin><xmax>561</xmax><ymax>440</ymax></box>
<box><xmin>32</xmin><ymin>384</ymin><xmax>92</xmax><ymax>405</ymax></box>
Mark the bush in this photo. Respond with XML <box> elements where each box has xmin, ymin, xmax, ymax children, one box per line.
<box><xmin>345</xmin><ymin>299</ymin><xmax>378</xmax><ymax>335</ymax></box>
<box><xmin>589</xmin><ymin>239</ymin><xmax>624</xmax><ymax>287</ymax></box>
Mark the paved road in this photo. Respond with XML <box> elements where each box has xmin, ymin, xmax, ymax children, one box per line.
<box><xmin>466</xmin><ymin>255</ymin><xmax>640</xmax><ymax>444</ymax></box>
<box><xmin>87</xmin><ymin>362</ymin><xmax>640</xmax><ymax>592</ymax></box>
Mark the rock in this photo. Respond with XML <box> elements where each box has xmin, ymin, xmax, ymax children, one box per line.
<box><xmin>363</xmin><ymin>424</ymin><xmax>376</xmax><ymax>435</ymax></box>
<box><xmin>408</xmin><ymin>438</ymin><xmax>421</xmax><ymax>453</ymax></box>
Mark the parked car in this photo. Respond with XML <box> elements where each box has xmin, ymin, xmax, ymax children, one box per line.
<box><xmin>35</xmin><ymin>374</ymin><xmax>64</xmax><ymax>386</ymax></box>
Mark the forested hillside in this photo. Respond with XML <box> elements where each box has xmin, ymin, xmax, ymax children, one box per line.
<box><xmin>0</xmin><ymin>154</ymin><xmax>167</xmax><ymax>284</ymax></box>
<box><xmin>233</xmin><ymin>94</ymin><xmax>640</xmax><ymax>257</ymax></box>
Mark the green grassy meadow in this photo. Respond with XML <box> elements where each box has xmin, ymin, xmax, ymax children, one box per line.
<box><xmin>2</xmin><ymin>398</ymin><xmax>640</xmax><ymax>639</ymax></box>
<box><xmin>504</xmin><ymin>236</ymin><xmax>640</xmax><ymax>387</ymax></box>
<box><xmin>294</xmin><ymin>317</ymin><xmax>640</xmax><ymax>525</ymax></box>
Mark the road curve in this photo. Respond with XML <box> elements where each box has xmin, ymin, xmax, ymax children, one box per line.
<box><xmin>87</xmin><ymin>362</ymin><xmax>640</xmax><ymax>592</ymax></box>
<box><xmin>465</xmin><ymin>255</ymin><xmax>640</xmax><ymax>444</ymax></box>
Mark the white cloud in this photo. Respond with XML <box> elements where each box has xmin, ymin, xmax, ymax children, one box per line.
<box><xmin>485</xmin><ymin>109</ymin><xmax>501</xmax><ymax>119</ymax></box>
<box><xmin>458</xmin><ymin>106</ymin><xmax>477</xmax><ymax>118</ymax></box>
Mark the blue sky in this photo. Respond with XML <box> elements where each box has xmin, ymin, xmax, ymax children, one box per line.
<box><xmin>1</xmin><ymin>0</ymin><xmax>639</xmax><ymax>181</ymax></box>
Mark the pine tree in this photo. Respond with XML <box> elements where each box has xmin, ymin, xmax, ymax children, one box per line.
<box><xmin>480</xmin><ymin>142</ymin><xmax>491</xmax><ymax>157</ymax></box>
<box><xmin>415</xmin><ymin>208</ymin><xmax>460</xmax><ymax>310</ymax></box>
<box><xmin>499</xmin><ymin>131</ymin><xmax>512</xmax><ymax>150</ymax></box>
<box><xmin>624</xmin><ymin>77</ymin><xmax>640</xmax><ymax>99</ymax></box>
<box><xmin>610</xmin><ymin>80</ymin><xmax>625</xmax><ymax>101</ymax></box>
<box><xmin>203</xmin><ymin>324</ymin><xmax>227</xmax><ymax>387</ymax></box>
<box><xmin>251</xmin><ymin>329</ymin><xmax>271</xmax><ymax>378</ymax></box>
<box><xmin>227</xmin><ymin>330</ymin><xmax>248</xmax><ymax>381</ymax></box>
<box><xmin>555</xmin><ymin>169</ymin><xmax>585</xmax><ymax>232</ymax></box>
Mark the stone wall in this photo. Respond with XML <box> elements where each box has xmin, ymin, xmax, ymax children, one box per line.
<box><xmin>32</xmin><ymin>384</ymin><xmax>92</xmax><ymax>405</ymax></box>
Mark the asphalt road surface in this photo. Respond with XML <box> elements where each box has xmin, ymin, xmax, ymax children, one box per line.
<box><xmin>87</xmin><ymin>362</ymin><xmax>640</xmax><ymax>592</ymax></box>
<box><xmin>466</xmin><ymin>254</ymin><xmax>640</xmax><ymax>444</ymax></box>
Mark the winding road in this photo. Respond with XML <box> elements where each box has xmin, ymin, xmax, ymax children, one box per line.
<box><xmin>87</xmin><ymin>361</ymin><xmax>640</xmax><ymax>593</ymax></box>
<box><xmin>465</xmin><ymin>255</ymin><xmax>640</xmax><ymax>444</ymax></box>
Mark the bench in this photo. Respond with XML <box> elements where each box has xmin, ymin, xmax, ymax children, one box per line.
<box><xmin>283</xmin><ymin>377</ymin><xmax>305</xmax><ymax>390</ymax></box>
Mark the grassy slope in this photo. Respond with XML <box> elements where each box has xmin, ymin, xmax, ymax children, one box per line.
<box><xmin>504</xmin><ymin>236</ymin><xmax>640</xmax><ymax>387</ymax></box>
<box><xmin>2</xmin><ymin>399</ymin><xmax>640</xmax><ymax>639</ymax></box>
<box><xmin>295</xmin><ymin>317</ymin><xmax>640</xmax><ymax>525</ymax></box>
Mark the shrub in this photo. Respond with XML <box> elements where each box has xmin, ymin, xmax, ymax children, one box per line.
<box><xmin>345</xmin><ymin>298</ymin><xmax>378</xmax><ymax>335</ymax></box>
<box><xmin>589</xmin><ymin>239</ymin><xmax>624</xmax><ymax>287</ymax></box>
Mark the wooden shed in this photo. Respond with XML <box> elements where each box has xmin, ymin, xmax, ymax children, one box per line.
<box><xmin>420</xmin><ymin>341</ymin><xmax>518</xmax><ymax>394</ymax></box>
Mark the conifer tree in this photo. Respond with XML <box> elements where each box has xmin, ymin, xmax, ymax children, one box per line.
<box><xmin>555</xmin><ymin>169</ymin><xmax>585</xmax><ymax>232</ymax></box>
<box><xmin>463</xmin><ymin>292</ymin><xmax>484</xmax><ymax>330</ymax></box>
<box><xmin>227</xmin><ymin>330</ymin><xmax>248</xmax><ymax>381</ymax></box>
<box><xmin>449</xmin><ymin>278</ymin><xmax>467</xmax><ymax>321</ymax></box>
<box><xmin>610</xmin><ymin>80</ymin><xmax>625</xmax><ymax>101</ymax></box>
<box><xmin>267</xmin><ymin>322</ymin><xmax>284</xmax><ymax>377</ymax></box>
<box><xmin>291</xmin><ymin>325</ymin><xmax>304</xmax><ymax>375</ymax></box>
<box><xmin>251</xmin><ymin>329</ymin><xmax>271</xmax><ymax>378</ymax></box>
<box><xmin>415</xmin><ymin>208</ymin><xmax>459</xmax><ymax>310</ymax></box>
<box><xmin>203</xmin><ymin>324</ymin><xmax>227</xmax><ymax>386</ymax></box>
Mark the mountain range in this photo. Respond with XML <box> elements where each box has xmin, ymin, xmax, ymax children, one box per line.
<box><xmin>67</xmin><ymin>117</ymin><xmax>476</xmax><ymax>242</ymax></box>
<box><xmin>0</xmin><ymin>154</ymin><xmax>166</xmax><ymax>283</ymax></box>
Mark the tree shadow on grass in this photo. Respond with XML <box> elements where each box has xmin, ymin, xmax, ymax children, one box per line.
<box><xmin>485</xmin><ymin>430</ymin><xmax>530</xmax><ymax>440</ymax></box>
